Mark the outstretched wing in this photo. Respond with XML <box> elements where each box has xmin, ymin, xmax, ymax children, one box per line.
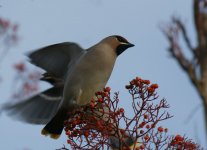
<box><xmin>28</xmin><ymin>42</ymin><xmax>85</xmax><ymax>78</ymax></box>
<box><xmin>2</xmin><ymin>87</ymin><xmax>63</xmax><ymax>124</ymax></box>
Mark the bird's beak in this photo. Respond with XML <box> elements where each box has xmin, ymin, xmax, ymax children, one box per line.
<box><xmin>116</xmin><ymin>42</ymin><xmax>135</xmax><ymax>56</ymax></box>
<box><xmin>120</xmin><ymin>42</ymin><xmax>135</xmax><ymax>48</ymax></box>
<box><xmin>127</xmin><ymin>43</ymin><xmax>135</xmax><ymax>48</ymax></box>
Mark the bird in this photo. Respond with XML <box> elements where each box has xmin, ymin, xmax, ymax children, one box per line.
<box><xmin>2</xmin><ymin>35</ymin><xmax>135</xmax><ymax>147</ymax></box>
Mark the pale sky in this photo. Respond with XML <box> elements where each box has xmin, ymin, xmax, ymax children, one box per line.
<box><xmin>0</xmin><ymin>0</ymin><xmax>206</xmax><ymax>149</ymax></box>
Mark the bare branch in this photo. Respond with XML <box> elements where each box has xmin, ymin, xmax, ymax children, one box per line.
<box><xmin>172</xmin><ymin>17</ymin><xmax>196</xmax><ymax>57</ymax></box>
<box><xmin>162</xmin><ymin>25</ymin><xmax>202</xmax><ymax>94</ymax></box>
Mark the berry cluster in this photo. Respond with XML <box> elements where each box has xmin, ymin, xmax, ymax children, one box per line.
<box><xmin>62</xmin><ymin>77</ymin><xmax>201</xmax><ymax>150</ymax></box>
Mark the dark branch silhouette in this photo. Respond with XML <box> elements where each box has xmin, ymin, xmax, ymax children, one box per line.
<box><xmin>162</xmin><ymin>0</ymin><xmax>207</xmax><ymax>137</ymax></box>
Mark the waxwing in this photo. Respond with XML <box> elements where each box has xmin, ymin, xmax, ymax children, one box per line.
<box><xmin>2</xmin><ymin>35</ymin><xmax>135</xmax><ymax>149</ymax></box>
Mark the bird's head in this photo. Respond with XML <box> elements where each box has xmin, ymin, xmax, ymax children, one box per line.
<box><xmin>102</xmin><ymin>35</ymin><xmax>134</xmax><ymax>56</ymax></box>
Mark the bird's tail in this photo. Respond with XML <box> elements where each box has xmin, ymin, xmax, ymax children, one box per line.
<box><xmin>41</xmin><ymin>108</ymin><xmax>68</xmax><ymax>139</ymax></box>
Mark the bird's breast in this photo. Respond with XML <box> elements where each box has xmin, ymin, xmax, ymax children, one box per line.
<box><xmin>63</xmin><ymin>48</ymin><xmax>116</xmax><ymax>106</ymax></box>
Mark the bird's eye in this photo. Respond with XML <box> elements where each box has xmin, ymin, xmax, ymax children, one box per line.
<box><xmin>115</xmin><ymin>36</ymin><xmax>128</xmax><ymax>43</ymax></box>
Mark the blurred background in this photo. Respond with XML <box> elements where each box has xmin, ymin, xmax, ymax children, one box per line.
<box><xmin>0</xmin><ymin>0</ymin><xmax>206</xmax><ymax>149</ymax></box>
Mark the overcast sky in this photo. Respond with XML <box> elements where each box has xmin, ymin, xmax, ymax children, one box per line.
<box><xmin>0</xmin><ymin>0</ymin><xmax>206</xmax><ymax>149</ymax></box>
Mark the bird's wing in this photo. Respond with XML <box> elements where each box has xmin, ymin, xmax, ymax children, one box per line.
<box><xmin>28</xmin><ymin>42</ymin><xmax>85</xmax><ymax>78</ymax></box>
<box><xmin>2</xmin><ymin>87</ymin><xmax>63</xmax><ymax>124</ymax></box>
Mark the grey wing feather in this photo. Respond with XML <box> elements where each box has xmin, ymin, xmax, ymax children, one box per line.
<box><xmin>2</xmin><ymin>87</ymin><xmax>63</xmax><ymax>124</ymax></box>
<box><xmin>28</xmin><ymin>42</ymin><xmax>84</xmax><ymax>78</ymax></box>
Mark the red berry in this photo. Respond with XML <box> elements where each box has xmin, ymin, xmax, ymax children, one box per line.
<box><xmin>147</xmin><ymin>87</ymin><xmax>154</xmax><ymax>93</ymax></box>
<box><xmin>146</xmin><ymin>124</ymin><xmax>150</xmax><ymax>129</ymax></box>
<box><xmin>84</xmin><ymin>131</ymin><xmax>89</xmax><ymax>137</ymax></box>
<box><xmin>95</xmin><ymin>91</ymin><xmax>102</xmax><ymax>96</ymax></box>
<box><xmin>141</xmin><ymin>122</ymin><xmax>146</xmax><ymax>126</ymax></box>
<box><xmin>175</xmin><ymin>134</ymin><xmax>184</xmax><ymax>141</ymax></box>
<box><xmin>151</xmin><ymin>123</ymin><xmax>156</xmax><ymax>128</ymax></box>
<box><xmin>143</xmin><ymin>80</ymin><xmax>150</xmax><ymax>85</ymax></box>
<box><xmin>67</xmin><ymin>140</ymin><xmax>72</xmax><ymax>144</ymax></box>
<box><xmin>151</xmin><ymin>84</ymin><xmax>158</xmax><ymax>89</ymax></box>
<box><xmin>139</xmin><ymin>122</ymin><xmax>146</xmax><ymax>128</ymax></box>
<box><xmin>104</xmin><ymin>87</ymin><xmax>111</xmax><ymax>92</ymax></box>
<box><xmin>144</xmin><ymin>114</ymin><xmax>148</xmax><ymax>119</ymax></box>
<box><xmin>158</xmin><ymin>126</ymin><xmax>163</xmax><ymax>132</ymax></box>
<box><xmin>98</xmin><ymin>98</ymin><xmax>103</xmax><ymax>103</ymax></box>
<box><xmin>66</xmin><ymin>131</ymin><xmax>71</xmax><ymax>136</ymax></box>
<box><xmin>119</xmin><ymin>108</ymin><xmax>124</xmax><ymax>113</ymax></box>
<box><xmin>103</xmin><ymin>92</ymin><xmax>109</xmax><ymax>97</ymax></box>
<box><xmin>120</xmin><ymin>129</ymin><xmax>126</xmax><ymax>136</ymax></box>
<box><xmin>144</xmin><ymin>134</ymin><xmax>149</xmax><ymax>141</ymax></box>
